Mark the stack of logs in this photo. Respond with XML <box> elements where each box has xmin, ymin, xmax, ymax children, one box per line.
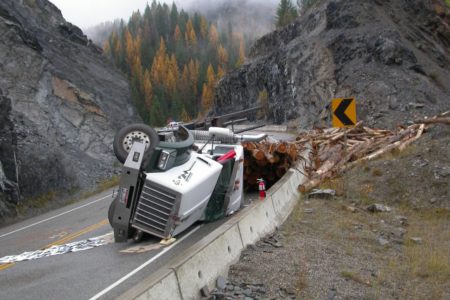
<box><xmin>297</xmin><ymin>111</ymin><xmax>450</xmax><ymax>192</ymax></box>
<box><xmin>241</xmin><ymin>111</ymin><xmax>449</xmax><ymax>193</ymax></box>
<box><xmin>242</xmin><ymin>140</ymin><xmax>303</xmax><ymax>190</ymax></box>
<box><xmin>296</xmin><ymin>122</ymin><xmax>424</xmax><ymax>192</ymax></box>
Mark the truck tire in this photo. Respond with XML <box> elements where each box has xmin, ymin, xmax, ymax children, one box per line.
<box><xmin>113</xmin><ymin>123</ymin><xmax>159</xmax><ymax>165</ymax></box>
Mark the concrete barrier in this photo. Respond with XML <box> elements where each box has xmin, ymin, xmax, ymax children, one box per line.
<box><xmin>135</xmin><ymin>270</ymin><xmax>180</xmax><ymax>300</ymax></box>
<box><xmin>238</xmin><ymin>196</ymin><xmax>277</xmax><ymax>247</ymax></box>
<box><xmin>119</xmin><ymin>148</ymin><xmax>310</xmax><ymax>300</ymax></box>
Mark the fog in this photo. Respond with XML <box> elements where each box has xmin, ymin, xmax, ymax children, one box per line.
<box><xmin>49</xmin><ymin>0</ymin><xmax>279</xmax><ymax>29</ymax></box>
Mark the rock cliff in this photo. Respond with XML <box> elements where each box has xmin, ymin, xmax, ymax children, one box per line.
<box><xmin>214</xmin><ymin>0</ymin><xmax>450</xmax><ymax>128</ymax></box>
<box><xmin>0</xmin><ymin>0</ymin><xmax>140</xmax><ymax>221</ymax></box>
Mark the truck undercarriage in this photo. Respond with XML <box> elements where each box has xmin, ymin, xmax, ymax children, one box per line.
<box><xmin>109</xmin><ymin>123</ymin><xmax>266</xmax><ymax>242</ymax></box>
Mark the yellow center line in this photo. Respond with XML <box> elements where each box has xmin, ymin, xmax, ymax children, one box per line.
<box><xmin>43</xmin><ymin>219</ymin><xmax>109</xmax><ymax>249</ymax></box>
<box><xmin>1</xmin><ymin>219</ymin><xmax>109</xmax><ymax>272</ymax></box>
<box><xmin>0</xmin><ymin>263</ymin><xmax>14</xmax><ymax>271</ymax></box>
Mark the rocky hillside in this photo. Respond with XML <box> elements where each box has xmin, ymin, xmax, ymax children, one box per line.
<box><xmin>0</xmin><ymin>0</ymin><xmax>140</xmax><ymax>222</ymax></box>
<box><xmin>214</xmin><ymin>0</ymin><xmax>450</xmax><ymax>129</ymax></box>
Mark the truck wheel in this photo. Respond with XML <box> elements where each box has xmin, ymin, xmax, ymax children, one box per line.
<box><xmin>113</xmin><ymin>124</ymin><xmax>159</xmax><ymax>165</ymax></box>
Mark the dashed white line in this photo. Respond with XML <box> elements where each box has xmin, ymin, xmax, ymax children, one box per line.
<box><xmin>0</xmin><ymin>194</ymin><xmax>112</xmax><ymax>239</ymax></box>
<box><xmin>89</xmin><ymin>225</ymin><xmax>202</xmax><ymax>300</ymax></box>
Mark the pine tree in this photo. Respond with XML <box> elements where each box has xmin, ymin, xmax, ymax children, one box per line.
<box><xmin>206</xmin><ymin>64</ymin><xmax>216</xmax><ymax>86</ymax></box>
<box><xmin>201</xmin><ymin>83</ymin><xmax>214</xmax><ymax>112</ymax></box>
<box><xmin>143</xmin><ymin>70</ymin><xmax>153</xmax><ymax>110</ymax></box>
<box><xmin>103</xmin><ymin>41</ymin><xmax>111</xmax><ymax>57</ymax></box>
<box><xmin>180</xmin><ymin>107</ymin><xmax>191</xmax><ymax>122</ymax></box>
<box><xmin>187</xmin><ymin>59</ymin><xmax>199</xmax><ymax>96</ymax></box>
<box><xmin>170</xmin><ymin>3</ymin><xmax>179</xmax><ymax>34</ymax></box>
<box><xmin>150</xmin><ymin>38</ymin><xmax>168</xmax><ymax>85</ymax></box>
<box><xmin>276</xmin><ymin>0</ymin><xmax>298</xmax><ymax>28</ymax></box>
<box><xmin>200</xmin><ymin>16</ymin><xmax>209</xmax><ymax>39</ymax></box>
<box><xmin>235</xmin><ymin>36</ymin><xmax>246</xmax><ymax>67</ymax></box>
<box><xmin>185</xmin><ymin>19</ymin><xmax>197</xmax><ymax>47</ymax></box>
<box><xmin>174</xmin><ymin>25</ymin><xmax>182</xmax><ymax>42</ymax></box>
<box><xmin>217</xmin><ymin>44</ymin><xmax>229</xmax><ymax>69</ymax></box>
<box><xmin>217</xmin><ymin>65</ymin><xmax>225</xmax><ymax>79</ymax></box>
<box><xmin>208</xmin><ymin>24</ymin><xmax>219</xmax><ymax>47</ymax></box>
<box><xmin>104</xmin><ymin>1</ymin><xmax>247</xmax><ymax>124</ymax></box>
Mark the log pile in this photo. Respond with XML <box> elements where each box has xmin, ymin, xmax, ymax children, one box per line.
<box><xmin>241</xmin><ymin>111</ymin><xmax>449</xmax><ymax>193</ymax></box>
<box><xmin>297</xmin><ymin>111</ymin><xmax>450</xmax><ymax>193</ymax></box>
<box><xmin>242</xmin><ymin>140</ymin><xmax>304</xmax><ymax>190</ymax></box>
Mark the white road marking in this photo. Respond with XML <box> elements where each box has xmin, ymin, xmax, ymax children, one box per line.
<box><xmin>0</xmin><ymin>194</ymin><xmax>112</xmax><ymax>239</ymax></box>
<box><xmin>89</xmin><ymin>225</ymin><xmax>203</xmax><ymax>300</ymax></box>
<box><xmin>0</xmin><ymin>232</ymin><xmax>113</xmax><ymax>263</ymax></box>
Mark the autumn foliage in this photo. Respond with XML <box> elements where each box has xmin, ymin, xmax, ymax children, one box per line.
<box><xmin>103</xmin><ymin>1</ymin><xmax>247</xmax><ymax>126</ymax></box>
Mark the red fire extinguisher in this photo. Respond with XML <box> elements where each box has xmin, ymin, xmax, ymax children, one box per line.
<box><xmin>257</xmin><ymin>178</ymin><xmax>266</xmax><ymax>200</ymax></box>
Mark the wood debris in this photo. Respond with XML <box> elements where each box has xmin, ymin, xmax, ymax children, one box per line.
<box><xmin>242</xmin><ymin>140</ymin><xmax>304</xmax><ymax>190</ymax></box>
<box><xmin>242</xmin><ymin>111</ymin><xmax>449</xmax><ymax>193</ymax></box>
<box><xmin>297</xmin><ymin>111</ymin><xmax>449</xmax><ymax>193</ymax></box>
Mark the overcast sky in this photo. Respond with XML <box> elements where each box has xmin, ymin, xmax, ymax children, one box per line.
<box><xmin>49</xmin><ymin>0</ymin><xmax>183</xmax><ymax>29</ymax></box>
<box><xmin>49</xmin><ymin>0</ymin><xmax>279</xmax><ymax>29</ymax></box>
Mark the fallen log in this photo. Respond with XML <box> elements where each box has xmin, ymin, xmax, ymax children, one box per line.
<box><xmin>398</xmin><ymin>123</ymin><xmax>425</xmax><ymax>151</ymax></box>
<box><xmin>276</xmin><ymin>142</ymin><xmax>288</xmax><ymax>154</ymax></box>
<box><xmin>415</xmin><ymin>117</ymin><xmax>450</xmax><ymax>125</ymax></box>
<box><xmin>252</xmin><ymin>149</ymin><xmax>266</xmax><ymax>161</ymax></box>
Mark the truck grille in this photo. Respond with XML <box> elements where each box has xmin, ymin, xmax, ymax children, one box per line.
<box><xmin>132</xmin><ymin>181</ymin><xmax>178</xmax><ymax>237</ymax></box>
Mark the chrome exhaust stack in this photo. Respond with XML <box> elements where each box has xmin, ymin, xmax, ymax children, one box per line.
<box><xmin>192</xmin><ymin>127</ymin><xmax>267</xmax><ymax>144</ymax></box>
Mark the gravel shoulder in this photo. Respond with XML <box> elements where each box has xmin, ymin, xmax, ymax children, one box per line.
<box><xmin>211</xmin><ymin>125</ymin><xmax>450</xmax><ymax>299</ymax></box>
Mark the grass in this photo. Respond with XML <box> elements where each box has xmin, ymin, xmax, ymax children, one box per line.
<box><xmin>381</xmin><ymin>206</ymin><xmax>450</xmax><ymax>298</ymax></box>
<box><xmin>97</xmin><ymin>176</ymin><xmax>120</xmax><ymax>192</ymax></box>
<box><xmin>16</xmin><ymin>190</ymin><xmax>57</xmax><ymax>214</ymax></box>
<box><xmin>75</xmin><ymin>176</ymin><xmax>120</xmax><ymax>201</ymax></box>
<box><xmin>16</xmin><ymin>176</ymin><xmax>119</xmax><ymax>217</ymax></box>
<box><xmin>286</xmin><ymin>196</ymin><xmax>449</xmax><ymax>298</ymax></box>
<box><xmin>341</xmin><ymin>270</ymin><xmax>372</xmax><ymax>287</ymax></box>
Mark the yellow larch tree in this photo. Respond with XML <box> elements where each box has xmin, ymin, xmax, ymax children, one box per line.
<box><xmin>200</xmin><ymin>16</ymin><xmax>208</xmax><ymax>39</ymax></box>
<box><xmin>184</xmin><ymin>19</ymin><xmax>197</xmax><ymax>47</ymax></box>
<box><xmin>206</xmin><ymin>64</ymin><xmax>216</xmax><ymax>86</ymax></box>
<box><xmin>150</xmin><ymin>38</ymin><xmax>168</xmax><ymax>85</ymax></box>
<box><xmin>201</xmin><ymin>83</ymin><xmax>214</xmax><ymax>112</ymax></box>
<box><xmin>217</xmin><ymin>44</ymin><xmax>229</xmax><ymax>70</ymax></box>
<box><xmin>208</xmin><ymin>24</ymin><xmax>219</xmax><ymax>48</ymax></box>
<box><xmin>143</xmin><ymin>70</ymin><xmax>153</xmax><ymax>110</ymax></box>
<box><xmin>187</xmin><ymin>59</ymin><xmax>200</xmax><ymax>95</ymax></box>
<box><xmin>235</xmin><ymin>36</ymin><xmax>246</xmax><ymax>67</ymax></box>
<box><xmin>217</xmin><ymin>65</ymin><xmax>225</xmax><ymax>80</ymax></box>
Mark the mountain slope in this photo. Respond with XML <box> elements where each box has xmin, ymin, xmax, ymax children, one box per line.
<box><xmin>214</xmin><ymin>0</ymin><xmax>450</xmax><ymax>129</ymax></box>
<box><xmin>0</xmin><ymin>0</ymin><xmax>140</xmax><ymax>221</ymax></box>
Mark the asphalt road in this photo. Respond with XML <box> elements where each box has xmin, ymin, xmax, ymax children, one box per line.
<box><xmin>0</xmin><ymin>131</ymin><xmax>290</xmax><ymax>300</ymax></box>
<box><xmin>0</xmin><ymin>187</ymin><xmax>237</xmax><ymax>300</ymax></box>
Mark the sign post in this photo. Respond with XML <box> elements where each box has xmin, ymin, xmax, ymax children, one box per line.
<box><xmin>331</xmin><ymin>98</ymin><xmax>357</xmax><ymax>197</ymax></box>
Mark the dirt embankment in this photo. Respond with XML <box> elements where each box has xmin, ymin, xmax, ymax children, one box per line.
<box><xmin>210</xmin><ymin>124</ymin><xmax>449</xmax><ymax>299</ymax></box>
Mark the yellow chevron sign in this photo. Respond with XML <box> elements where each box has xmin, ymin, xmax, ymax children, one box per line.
<box><xmin>332</xmin><ymin>98</ymin><xmax>357</xmax><ymax>128</ymax></box>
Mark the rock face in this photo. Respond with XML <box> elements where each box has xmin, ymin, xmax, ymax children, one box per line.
<box><xmin>0</xmin><ymin>0</ymin><xmax>140</xmax><ymax>221</ymax></box>
<box><xmin>214</xmin><ymin>0</ymin><xmax>450</xmax><ymax>128</ymax></box>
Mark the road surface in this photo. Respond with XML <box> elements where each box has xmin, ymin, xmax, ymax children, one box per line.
<box><xmin>0</xmin><ymin>130</ymin><xmax>290</xmax><ymax>299</ymax></box>
<box><xmin>0</xmin><ymin>187</ymin><xmax>237</xmax><ymax>300</ymax></box>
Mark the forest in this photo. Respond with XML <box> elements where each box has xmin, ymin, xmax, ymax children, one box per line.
<box><xmin>103</xmin><ymin>0</ymin><xmax>247</xmax><ymax>126</ymax></box>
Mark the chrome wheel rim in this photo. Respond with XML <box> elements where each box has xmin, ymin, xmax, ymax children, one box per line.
<box><xmin>122</xmin><ymin>131</ymin><xmax>150</xmax><ymax>152</ymax></box>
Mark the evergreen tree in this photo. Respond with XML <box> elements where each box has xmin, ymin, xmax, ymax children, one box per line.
<box><xmin>276</xmin><ymin>0</ymin><xmax>298</xmax><ymax>28</ymax></box>
<box><xmin>104</xmin><ymin>1</ymin><xmax>247</xmax><ymax>124</ymax></box>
